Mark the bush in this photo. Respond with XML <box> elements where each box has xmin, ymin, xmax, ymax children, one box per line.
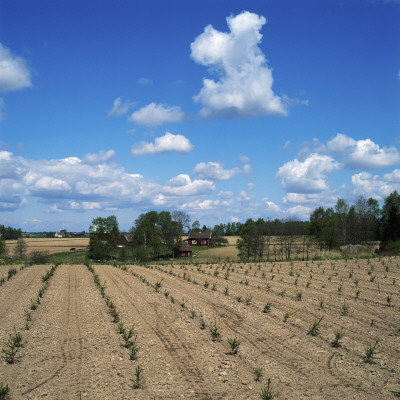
<box><xmin>29</xmin><ymin>251</ymin><xmax>50</xmax><ymax>264</ymax></box>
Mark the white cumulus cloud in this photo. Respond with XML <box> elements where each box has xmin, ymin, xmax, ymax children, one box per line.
<box><xmin>129</xmin><ymin>103</ymin><xmax>186</xmax><ymax>127</ymax></box>
<box><xmin>0</xmin><ymin>43</ymin><xmax>32</xmax><ymax>92</ymax></box>
<box><xmin>193</xmin><ymin>161</ymin><xmax>239</xmax><ymax>180</ymax></box>
<box><xmin>327</xmin><ymin>133</ymin><xmax>400</xmax><ymax>169</ymax></box>
<box><xmin>162</xmin><ymin>174</ymin><xmax>215</xmax><ymax>196</ymax></box>
<box><xmin>276</xmin><ymin>154</ymin><xmax>340</xmax><ymax>193</ymax></box>
<box><xmin>190</xmin><ymin>11</ymin><xmax>286</xmax><ymax>118</ymax></box>
<box><xmin>131</xmin><ymin>132</ymin><xmax>194</xmax><ymax>156</ymax></box>
<box><xmin>83</xmin><ymin>150</ymin><xmax>115</xmax><ymax>164</ymax></box>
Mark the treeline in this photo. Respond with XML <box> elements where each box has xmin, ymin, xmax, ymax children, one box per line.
<box><xmin>237</xmin><ymin>218</ymin><xmax>309</xmax><ymax>261</ymax></box>
<box><xmin>0</xmin><ymin>225</ymin><xmax>22</xmax><ymax>240</ymax></box>
<box><xmin>237</xmin><ymin>191</ymin><xmax>400</xmax><ymax>261</ymax></box>
<box><xmin>310</xmin><ymin>192</ymin><xmax>400</xmax><ymax>252</ymax></box>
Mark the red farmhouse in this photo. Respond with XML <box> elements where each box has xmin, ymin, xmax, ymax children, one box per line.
<box><xmin>185</xmin><ymin>231</ymin><xmax>212</xmax><ymax>247</ymax></box>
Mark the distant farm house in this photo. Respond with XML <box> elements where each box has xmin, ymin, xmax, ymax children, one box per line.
<box><xmin>175</xmin><ymin>245</ymin><xmax>192</xmax><ymax>258</ymax></box>
<box><xmin>55</xmin><ymin>232</ymin><xmax>65</xmax><ymax>238</ymax></box>
<box><xmin>185</xmin><ymin>231</ymin><xmax>212</xmax><ymax>247</ymax></box>
<box><xmin>116</xmin><ymin>233</ymin><xmax>134</xmax><ymax>248</ymax></box>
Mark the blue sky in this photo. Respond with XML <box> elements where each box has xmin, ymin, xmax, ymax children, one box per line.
<box><xmin>0</xmin><ymin>0</ymin><xmax>399</xmax><ymax>232</ymax></box>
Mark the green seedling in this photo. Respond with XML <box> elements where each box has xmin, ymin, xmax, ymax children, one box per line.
<box><xmin>331</xmin><ymin>328</ymin><xmax>344</xmax><ymax>348</ymax></box>
<box><xmin>263</xmin><ymin>303</ymin><xmax>271</xmax><ymax>314</ymax></box>
<box><xmin>0</xmin><ymin>382</ymin><xmax>10</xmax><ymax>400</ymax></box>
<box><xmin>364</xmin><ymin>338</ymin><xmax>380</xmax><ymax>364</ymax></box>
<box><xmin>308</xmin><ymin>317</ymin><xmax>323</xmax><ymax>336</ymax></box>
<box><xmin>260</xmin><ymin>378</ymin><xmax>274</xmax><ymax>400</ymax></box>
<box><xmin>341</xmin><ymin>301</ymin><xmax>349</xmax><ymax>316</ymax></box>
<box><xmin>227</xmin><ymin>334</ymin><xmax>241</xmax><ymax>355</ymax></box>
<box><xmin>131</xmin><ymin>365</ymin><xmax>143</xmax><ymax>389</ymax></box>
<box><xmin>210</xmin><ymin>320</ymin><xmax>222</xmax><ymax>341</ymax></box>
<box><xmin>283</xmin><ymin>312</ymin><xmax>290</xmax><ymax>322</ymax></box>
<box><xmin>253</xmin><ymin>366</ymin><xmax>263</xmax><ymax>382</ymax></box>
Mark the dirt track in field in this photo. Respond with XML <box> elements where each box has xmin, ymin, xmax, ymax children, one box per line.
<box><xmin>0</xmin><ymin>258</ymin><xmax>399</xmax><ymax>399</ymax></box>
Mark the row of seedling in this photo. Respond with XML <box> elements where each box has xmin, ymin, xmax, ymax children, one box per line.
<box><xmin>0</xmin><ymin>267</ymin><xmax>18</xmax><ymax>288</ymax></box>
<box><xmin>87</xmin><ymin>263</ymin><xmax>143</xmax><ymax>389</ymax></box>
<box><xmin>24</xmin><ymin>264</ymin><xmax>59</xmax><ymax>330</ymax></box>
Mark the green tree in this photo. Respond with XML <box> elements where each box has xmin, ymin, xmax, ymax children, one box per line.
<box><xmin>0</xmin><ymin>238</ymin><xmax>8</xmax><ymax>257</ymax></box>
<box><xmin>191</xmin><ymin>220</ymin><xmax>201</xmax><ymax>232</ymax></box>
<box><xmin>157</xmin><ymin>211</ymin><xmax>182</xmax><ymax>257</ymax></box>
<box><xmin>14</xmin><ymin>238</ymin><xmax>27</xmax><ymax>259</ymax></box>
<box><xmin>131</xmin><ymin>211</ymin><xmax>161</xmax><ymax>258</ymax></box>
<box><xmin>237</xmin><ymin>218</ymin><xmax>265</xmax><ymax>261</ymax></box>
<box><xmin>89</xmin><ymin>216</ymin><xmax>119</xmax><ymax>260</ymax></box>
<box><xmin>309</xmin><ymin>207</ymin><xmax>337</xmax><ymax>250</ymax></box>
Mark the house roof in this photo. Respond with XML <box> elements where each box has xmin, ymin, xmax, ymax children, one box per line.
<box><xmin>187</xmin><ymin>231</ymin><xmax>212</xmax><ymax>240</ymax></box>
<box><xmin>178</xmin><ymin>245</ymin><xmax>192</xmax><ymax>252</ymax></box>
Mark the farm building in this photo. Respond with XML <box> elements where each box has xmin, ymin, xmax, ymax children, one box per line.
<box><xmin>116</xmin><ymin>233</ymin><xmax>134</xmax><ymax>247</ymax></box>
<box><xmin>174</xmin><ymin>245</ymin><xmax>192</xmax><ymax>258</ymax></box>
<box><xmin>185</xmin><ymin>231</ymin><xmax>212</xmax><ymax>247</ymax></box>
<box><xmin>55</xmin><ymin>232</ymin><xmax>65</xmax><ymax>238</ymax></box>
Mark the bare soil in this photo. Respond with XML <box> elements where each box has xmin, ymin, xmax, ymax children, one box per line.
<box><xmin>0</xmin><ymin>257</ymin><xmax>399</xmax><ymax>399</ymax></box>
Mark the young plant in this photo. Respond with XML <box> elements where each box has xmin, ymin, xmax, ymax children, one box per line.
<box><xmin>0</xmin><ymin>382</ymin><xmax>10</xmax><ymax>400</ymax></box>
<box><xmin>260</xmin><ymin>378</ymin><xmax>274</xmax><ymax>400</ymax></box>
<box><xmin>122</xmin><ymin>325</ymin><xmax>136</xmax><ymax>347</ymax></box>
<box><xmin>131</xmin><ymin>365</ymin><xmax>143</xmax><ymax>389</ymax></box>
<box><xmin>244</xmin><ymin>296</ymin><xmax>252</xmax><ymax>306</ymax></box>
<box><xmin>2</xmin><ymin>330</ymin><xmax>23</xmax><ymax>364</ymax></box>
<box><xmin>308</xmin><ymin>317</ymin><xmax>323</xmax><ymax>336</ymax></box>
<box><xmin>30</xmin><ymin>299</ymin><xmax>37</xmax><ymax>310</ymax></box>
<box><xmin>341</xmin><ymin>301</ymin><xmax>349</xmax><ymax>316</ymax></box>
<box><xmin>283</xmin><ymin>312</ymin><xmax>290</xmax><ymax>323</ymax></box>
<box><xmin>210</xmin><ymin>320</ymin><xmax>222</xmax><ymax>341</ymax></box>
<box><xmin>128</xmin><ymin>338</ymin><xmax>140</xmax><ymax>360</ymax></box>
<box><xmin>331</xmin><ymin>328</ymin><xmax>344</xmax><ymax>348</ymax></box>
<box><xmin>295</xmin><ymin>290</ymin><xmax>303</xmax><ymax>301</ymax></box>
<box><xmin>227</xmin><ymin>334</ymin><xmax>241</xmax><ymax>355</ymax></box>
<box><xmin>263</xmin><ymin>303</ymin><xmax>272</xmax><ymax>314</ymax></box>
<box><xmin>180</xmin><ymin>299</ymin><xmax>186</xmax><ymax>310</ymax></box>
<box><xmin>224</xmin><ymin>286</ymin><xmax>229</xmax><ymax>296</ymax></box>
<box><xmin>200</xmin><ymin>316</ymin><xmax>207</xmax><ymax>330</ymax></box>
<box><xmin>253</xmin><ymin>366</ymin><xmax>263</xmax><ymax>382</ymax></box>
<box><xmin>190</xmin><ymin>309</ymin><xmax>196</xmax><ymax>319</ymax></box>
<box><xmin>364</xmin><ymin>338</ymin><xmax>380</xmax><ymax>364</ymax></box>
<box><xmin>24</xmin><ymin>310</ymin><xmax>32</xmax><ymax>322</ymax></box>
<box><xmin>154</xmin><ymin>279</ymin><xmax>163</xmax><ymax>292</ymax></box>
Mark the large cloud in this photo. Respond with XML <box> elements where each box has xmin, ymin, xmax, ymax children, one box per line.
<box><xmin>327</xmin><ymin>133</ymin><xmax>400</xmax><ymax>169</ymax></box>
<box><xmin>276</xmin><ymin>154</ymin><xmax>340</xmax><ymax>194</ymax></box>
<box><xmin>129</xmin><ymin>103</ymin><xmax>186</xmax><ymax>127</ymax></box>
<box><xmin>131</xmin><ymin>132</ymin><xmax>194</xmax><ymax>156</ymax></box>
<box><xmin>190</xmin><ymin>11</ymin><xmax>286</xmax><ymax>118</ymax></box>
<box><xmin>351</xmin><ymin>171</ymin><xmax>400</xmax><ymax>200</ymax></box>
<box><xmin>0</xmin><ymin>150</ymin><xmax>217</xmax><ymax>213</ymax></box>
<box><xmin>0</xmin><ymin>43</ymin><xmax>32</xmax><ymax>92</ymax></box>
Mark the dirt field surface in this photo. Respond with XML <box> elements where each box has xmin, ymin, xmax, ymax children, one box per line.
<box><xmin>6</xmin><ymin>238</ymin><xmax>89</xmax><ymax>255</ymax></box>
<box><xmin>0</xmin><ymin>257</ymin><xmax>399</xmax><ymax>399</ymax></box>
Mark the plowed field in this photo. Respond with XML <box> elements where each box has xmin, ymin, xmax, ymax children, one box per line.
<box><xmin>0</xmin><ymin>257</ymin><xmax>399</xmax><ymax>399</ymax></box>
